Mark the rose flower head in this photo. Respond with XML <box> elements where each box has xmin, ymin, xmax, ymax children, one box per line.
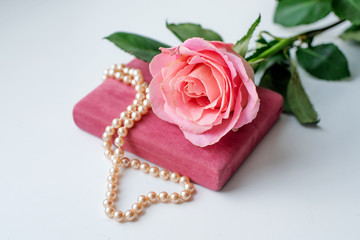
<box><xmin>149</xmin><ymin>37</ymin><xmax>260</xmax><ymax>147</ymax></box>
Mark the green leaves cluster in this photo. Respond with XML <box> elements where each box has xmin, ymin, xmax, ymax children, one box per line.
<box><xmin>104</xmin><ymin>0</ymin><xmax>359</xmax><ymax>125</ymax></box>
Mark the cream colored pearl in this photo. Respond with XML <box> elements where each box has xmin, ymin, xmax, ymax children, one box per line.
<box><xmin>132</xmin><ymin>69</ymin><xmax>140</xmax><ymax>76</ymax></box>
<box><xmin>124</xmin><ymin>118</ymin><xmax>134</xmax><ymax>128</ymax></box>
<box><xmin>149</xmin><ymin>167</ymin><xmax>159</xmax><ymax>177</ymax></box>
<box><xmin>158</xmin><ymin>192</ymin><xmax>169</xmax><ymax>203</ymax></box>
<box><xmin>125</xmin><ymin>210</ymin><xmax>136</xmax><ymax>221</ymax></box>
<box><xmin>137</xmin><ymin>195</ymin><xmax>148</xmax><ymax>206</ymax></box>
<box><xmin>142</xmin><ymin>99</ymin><xmax>151</xmax><ymax>108</ymax></box>
<box><xmin>131</xmin><ymin>111</ymin><xmax>141</xmax><ymax>121</ymax></box>
<box><xmin>102</xmin><ymin>132</ymin><xmax>111</xmax><ymax>141</ymax></box>
<box><xmin>120</xmin><ymin>111</ymin><xmax>127</xmax><ymax>119</ymax></box>
<box><xmin>145</xmin><ymin>87</ymin><xmax>150</xmax><ymax>94</ymax></box>
<box><xmin>108</xmin><ymin>69</ymin><xmax>114</xmax><ymax>76</ymax></box>
<box><xmin>109</xmin><ymin>166</ymin><xmax>119</xmax><ymax>175</ymax></box>
<box><xmin>105</xmin><ymin>126</ymin><xmax>115</xmax><ymax>135</ymax></box>
<box><xmin>140</xmin><ymin>163</ymin><xmax>150</xmax><ymax>173</ymax></box>
<box><xmin>170</xmin><ymin>192</ymin><xmax>180</xmax><ymax>203</ymax></box>
<box><xmin>142</xmin><ymin>82</ymin><xmax>148</xmax><ymax>88</ymax></box>
<box><xmin>113</xmin><ymin>148</ymin><xmax>124</xmax><ymax>157</ymax></box>
<box><xmin>170</xmin><ymin>172</ymin><xmax>180</xmax><ymax>182</ymax></box>
<box><xmin>117</xmin><ymin>127</ymin><xmax>128</xmax><ymax>137</ymax></box>
<box><xmin>102</xmin><ymin>75</ymin><xmax>107</xmax><ymax>81</ymax></box>
<box><xmin>110</xmin><ymin>64</ymin><xmax>116</xmax><ymax>69</ymax></box>
<box><xmin>103</xmin><ymin>69</ymin><xmax>109</xmax><ymax>75</ymax></box>
<box><xmin>105</xmin><ymin>191</ymin><xmax>116</xmax><ymax>200</ymax></box>
<box><xmin>103</xmin><ymin>199</ymin><xmax>113</xmax><ymax>207</ymax></box>
<box><xmin>159</xmin><ymin>169</ymin><xmax>170</xmax><ymax>180</ymax></box>
<box><xmin>128</xmin><ymin>68</ymin><xmax>135</xmax><ymax>75</ymax></box>
<box><xmin>113</xmin><ymin>210</ymin><xmax>124</xmax><ymax>222</ymax></box>
<box><xmin>132</xmin><ymin>202</ymin><xmax>143</xmax><ymax>213</ymax></box>
<box><xmin>112</xmin><ymin>118</ymin><xmax>122</xmax><ymax>128</ymax></box>
<box><xmin>107</xmin><ymin>175</ymin><xmax>117</xmax><ymax>183</ymax></box>
<box><xmin>107</xmin><ymin>183</ymin><xmax>117</xmax><ymax>191</ymax></box>
<box><xmin>112</xmin><ymin>157</ymin><xmax>122</xmax><ymax>167</ymax></box>
<box><xmin>104</xmin><ymin>149</ymin><xmax>113</xmax><ymax>159</ymax></box>
<box><xmin>147</xmin><ymin>191</ymin><xmax>157</xmax><ymax>203</ymax></box>
<box><xmin>116</xmin><ymin>64</ymin><xmax>124</xmax><ymax>70</ymax></box>
<box><xmin>114</xmin><ymin>137</ymin><xmax>124</xmax><ymax>147</ymax></box>
<box><xmin>114</xmin><ymin>72</ymin><xmax>121</xmax><ymax>80</ymax></box>
<box><xmin>135</xmin><ymin>92</ymin><xmax>145</xmax><ymax>100</ymax></box>
<box><xmin>137</xmin><ymin>105</ymin><xmax>148</xmax><ymax>115</ymax></box>
<box><xmin>135</xmin><ymin>84</ymin><xmax>145</xmax><ymax>93</ymax></box>
<box><xmin>130</xmin><ymin>159</ymin><xmax>140</xmax><ymax>169</ymax></box>
<box><xmin>105</xmin><ymin>207</ymin><xmax>115</xmax><ymax>218</ymax></box>
<box><xmin>131</xmin><ymin>79</ymin><xmax>138</xmax><ymax>86</ymax></box>
<box><xmin>127</xmin><ymin>104</ymin><xmax>137</xmax><ymax>112</ymax></box>
<box><xmin>122</xmin><ymin>157</ymin><xmax>130</xmax><ymax>167</ymax></box>
<box><xmin>179</xmin><ymin>176</ymin><xmax>190</xmax><ymax>186</ymax></box>
<box><xmin>102</xmin><ymin>141</ymin><xmax>111</xmax><ymax>149</ymax></box>
<box><xmin>180</xmin><ymin>190</ymin><xmax>191</xmax><ymax>201</ymax></box>
<box><xmin>146</xmin><ymin>93</ymin><xmax>150</xmax><ymax>100</ymax></box>
<box><xmin>184</xmin><ymin>183</ymin><xmax>195</xmax><ymax>193</ymax></box>
<box><xmin>123</xmin><ymin>67</ymin><xmax>129</xmax><ymax>74</ymax></box>
<box><xmin>123</xmin><ymin>75</ymin><xmax>131</xmax><ymax>84</ymax></box>
<box><xmin>133</xmin><ymin>99</ymin><xmax>142</xmax><ymax>106</ymax></box>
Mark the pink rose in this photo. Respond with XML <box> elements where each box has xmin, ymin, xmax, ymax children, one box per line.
<box><xmin>149</xmin><ymin>37</ymin><xmax>260</xmax><ymax>147</ymax></box>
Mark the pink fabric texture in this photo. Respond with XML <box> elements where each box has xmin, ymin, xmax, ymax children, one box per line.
<box><xmin>73</xmin><ymin>59</ymin><xmax>283</xmax><ymax>190</ymax></box>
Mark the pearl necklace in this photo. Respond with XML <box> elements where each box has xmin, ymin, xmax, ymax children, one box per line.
<box><xmin>101</xmin><ymin>64</ymin><xmax>195</xmax><ymax>222</ymax></box>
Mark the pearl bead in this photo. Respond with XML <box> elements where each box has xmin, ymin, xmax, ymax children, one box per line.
<box><xmin>107</xmin><ymin>183</ymin><xmax>117</xmax><ymax>191</ymax></box>
<box><xmin>102</xmin><ymin>75</ymin><xmax>107</xmax><ymax>81</ymax></box>
<box><xmin>170</xmin><ymin>172</ymin><xmax>180</xmax><ymax>183</ymax></box>
<box><xmin>131</xmin><ymin>79</ymin><xmax>138</xmax><ymax>86</ymax></box>
<box><xmin>145</xmin><ymin>87</ymin><xmax>150</xmax><ymax>94</ymax></box>
<box><xmin>115</xmin><ymin>72</ymin><xmax>121</xmax><ymax>80</ymax></box>
<box><xmin>110</xmin><ymin>64</ymin><xmax>116</xmax><ymax>69</ymax></box>
<box><xmin>135</xmin><ymin>92</ymin><xmax>145</xmax><ymax>100</ymax></box>
<box><xmin>109</xmin><ymin>166</ymin><xmax>119</xmax><ymax>175</ymax></box>
<box><xmin>170</xmin><ymin>192</ymin><xmax>180</xmax><ymax>203</ymax></box>
<box><xmin>102</xmin><ymin>132</ymin><xmax>111</xmax><ymax>141</ymax></box>
<box><xmin>158</xmin><ymin>192</ymin><xmax>169</xmax><ymax>203</ymax></box>
<box><xmin>120</xmin><ymin>111</ymin><xmax>128</xmax><ymax>119</ymax></box>
<box><xmin>124</xmin><ymin>118</ymin><xmax>134</xmax><ymax>128</ymax></box>
<box><xmin>142</xmin><ymin>99</ymin><xmax>151</xmax><ymax>108</ymax></box>
<box><xmin>103</xmin><ymin>199</ymin><xmax>113</xmax><ymax>207</ymax></box>
<box><xmin>131</xmin><ymin>111</ymin><xmax>141</xmax><ymax>121</ymax></box>
<box><xmin>137</xmin><ymin>105</ymin><xmax>148</xmax><ymax>115</ymax></box>
<box><xmin>122</xmin><ymin>157</ymin><xmax>130</xmax><ymax>167</ymax></box>
<box><xmin>179</xmin><ymin>176</ymin><xmax>190</xmax><ymax>186</ymax></box>
<box><xmin>146</xmin><ymin>93</ymin><xmax>150</xmax><ymax>100</ymax></box>
<box><xmin>112</xmin><ymin>118</ymin><xmax>122</xmax><ymax>128</ymax></box>
<box><xmin>140</xmin><ymin>163</ymin><xmax>150</xmax><ymax>173</ymax></box>
<box><xmin>105</xmin><ymin>191</ymin><xmax>116</xmax><ymax>200</ymax></box>
<box><xmin>127</xmin><ymin>104</ymin><xmax>137</xmax><ymax>112</ymax></box>
<box><xmin>114</xmin><ymin>137</ymin><xmax>124</xmax><ymax>147</ymax></box>
<box><xmin>130</xmin><ymin>159</ymin><xmax>140</xmax><ymax>169</ymax></box>
<box><xmin>147</xmin><ymin>191</ymin><xmax>157</xmax><ymax>203</ymax></box>
<box><xmin>159</xmin><ymin>169</ymin><xmax>170</xmax><ymax>180</ymax></box>
<box><xmin>112</xmin><ymin>157</ymin><xmax>122</xmax><ymax>167</ymax></box>
<box><xmin>113</xmin><ymin>210</ymin><xmax>124</xmax><ymax>222</ymax></box>
<box><xmin>123</xmin><ymin>67</ymin><xmax>129</xmax><ymax>74</ymax></box>
<box><xmin>103</xmin><ymin>69</ymin><xmax>108</xmax><ymax>75</ymax></box>
<box><xmin>180</xmin><ymin>190</ymin><xmax>191</xmax><ymax>201</ymax></box>
<box><xmin>105</xmin><ymin>126</ymin><xmax>115</xmax><ymax>135</ymax></box>
<box><xmin>137</xmin><ymin>195</ymin><xmax>148</xmax><ymax>206</ymax></box>
<box><xmin>133</xmin><ymin>99</ymin><xmax>142</xmax><ymax>106</ymax></box>
<box><xmin>125</xmin><ymin>210</ymin><xmax>136</xmax><ymax>221</ymax></box>
<box><xmin>105</xmin><ymin>207</ymin><xmax>115</xmax><ymax>218</ymax></box>
<box><xmin>108</xmin><ymin>69</ymin><xmax>114</xmax><ymax>76</ymax></box>
<box><xmin>107</xmin><ymin>175</ymin><xmax>117</xmax><ymax>183</ymax></box>
<box><xmin>123</xmin><ymin>75</ymin><xmax>131</xmax><ymax>84</ymax></box>
<box><xmin>102</xmin><ymin>141</ymin><xmax>111</xmax><ymax>149</ymax></box>
<box><xmin>128</xmin><ymin>68</ymin><xmax>135</xmax><ymax>75</ymax></box>
<box><xmin>135</xmin><ymin>85</ymin><xmax>145</xmax><ymax>93</ymax></box>
<box><xmin>149</xmin><ymin>167</ymin><xmax>159</xmax><ymax>177</ymax></box>
<box><xmin>104</xmin><ymin>149</ymin><xmax>113</xmax><ymax>159</ymax></box>
<box><xmin>142</xmin><ymin>82</ymin><xmax>148</xmax><ymax>88</ymax></box>
<box><xmin>132</xmin><ymin>202</ymin><xmax>143</xmax><ymax>213</ymax></box>
<box><xmin>184</xmin><ymin>183</ymin><xmax>195</xmax><ymax>193</ymax></box>
<box><xmin>117</xmin><ymin>127</ymin><xmax>128</xmax><ymax>137</ymax></box>
<box><xmin>113</xmin><ymin>148</ymin><xmax>124</xmax><ymax>157</ymax></box>
<box><xmin>116</xmin><ymin>64</ymin><xmax>124</xmax><ymax>70</ymax></box>
<box><xmin>132</xmin><ymin>69</ymin><xmax>140</xmax><ymax>76</ymax></box>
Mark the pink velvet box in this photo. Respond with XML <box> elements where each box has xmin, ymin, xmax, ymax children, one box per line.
<box><xmin>73</xmin><ymin>59</ymin><xmax>283</xmax><ymax>190</ymax></box>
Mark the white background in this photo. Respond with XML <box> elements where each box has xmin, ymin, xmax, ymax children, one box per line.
<box><xmin>0</xmin><ymin>0</ymin><xmax>359</xmax><ymax>239</ymax></box>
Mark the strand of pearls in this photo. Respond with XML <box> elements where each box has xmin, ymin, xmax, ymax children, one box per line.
<box><xmin>101</xmin><ymin>64</ymin><xmax>195</xmax><ymax>222</ymax></box>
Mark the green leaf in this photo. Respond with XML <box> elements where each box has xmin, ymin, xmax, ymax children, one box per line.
<box><xmin>296</xmin><ymin>43</ymin><xmax>350</xmax><ymax>80</ymax></box>
<box><xmin>104</xmin><ymin>32</ymin><xmax>170</xmax><ymax>62</ymax></box>
<box><xmin>259</xmin><ymin>63</ymin><xmax>292</xmax><ymax>112</ymax></box>
<box><xmin>340</xmin><ymin>24</ymin><xmax>360</xmax><ymax>42</ymax></box>
<box><xmin>287</xmin><ymin>66</ymin><xmax>319</xmax><ymax>124</ymax></box>
<box><xmin>332</xmin><ymin>0</ymin><xmax>360</xmax><ymax>24</ymax></box>
<box><xmin>233</xmin><ymin>15</ymin><xmax>261</xmax><ymax>57</ymax></box>
<box><xmin>274</xmin><ymin>0</ymin><xmax>332</xmax><ymax>27</ymax></box>
<box><xmin>166</xmin><ymin>22</ymin><xmax>223</xmax><ymax>42</ymax></box>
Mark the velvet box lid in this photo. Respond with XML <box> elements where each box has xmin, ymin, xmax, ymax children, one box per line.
<box><xmin>73</xmin><ymin>59</ymin><xmax>283</xmax><ymax>190</ymax></box>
